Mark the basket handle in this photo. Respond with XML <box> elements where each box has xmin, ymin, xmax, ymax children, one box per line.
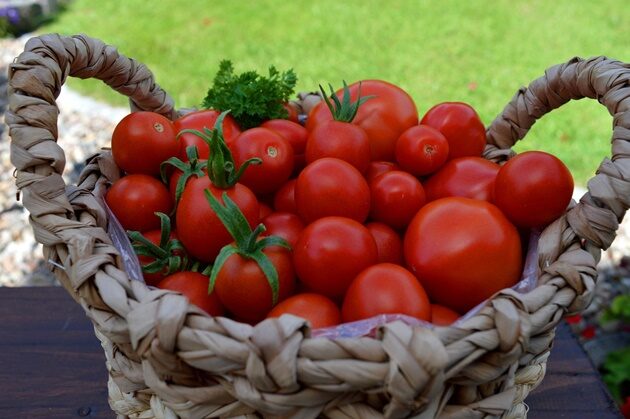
<box><xmin>485</xmin><ymin>56</ymin><xmax>630</xmax><ymax>252</ymax></box>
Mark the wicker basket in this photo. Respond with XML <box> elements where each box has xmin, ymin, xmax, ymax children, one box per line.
<box><xmin>7</xmin><ymin>33</ymin><xmax>630</xmax><ymax>419</ymax></box>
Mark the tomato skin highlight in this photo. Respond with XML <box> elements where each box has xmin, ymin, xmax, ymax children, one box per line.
<box><xmin>157</xmin><ymin>271</ymin><xmax>225</xmax><ymax>316</ymax></box>
<box><xmin>173</xmin><ymin>110</ymin><xmax>241</xmax><ymax>161</ymax></box>
<box><xmin>395</xmin><ymin>125</ymin><xmax>449</xmax><ymax>176</ymax></box>
<box><xmin>293</xmin><ymin>216</ymin><xmax>378</xmax><ymax>299</ymax></box>
<box><xmin>305</xmin><ymin>120</ymin><xmax>371</xmax><ymax>174</ymax></box>
<box><xmin>369</xmin><ymin>170</ymin><xmax>426</xmax><ymax>230</ymax></box>
<box><xmin>341</xmin><ymin>263</ymin><xmax>431</xmax><ymax>322</ymax></box>
<box><xmin>267</xmin><ymin>293</ymin><xmax>341</xmax><ymax>329</ymax></box>
<box><xmin>365</xmin><ymin>222</ymin><xmax>403</xmax><ymax>265</ymax></box>
<box><xmin>404</xmin><ymin>197</ymin><xmax>522</xmax><ymax>313</ymax></box>
<box><xmin>423</xmin><ymin>157</ymin><xmax>500</xmax><ymax>203</ymax></box>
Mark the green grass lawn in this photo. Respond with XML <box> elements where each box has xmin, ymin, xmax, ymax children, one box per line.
<box><xmin>38</xmin><ymin>0</ymin><xmax>630</xmax><ymax>186</ymax></box>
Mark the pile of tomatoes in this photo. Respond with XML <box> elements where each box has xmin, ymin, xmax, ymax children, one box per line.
<box><xmin>105</xmin><ymin>79</ymin><xmax>574</xmax><ymax>330</ymax></box>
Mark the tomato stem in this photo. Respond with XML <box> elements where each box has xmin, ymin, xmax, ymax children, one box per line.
<box><xmin>319</xmin><ymin>81</ymin><xmax>372</xmax><ymax>123</ymax></box>
<box><xmin>160</xmin><ymin>145</ymin><xmax>206</xmax><ymax>205</ymax></box>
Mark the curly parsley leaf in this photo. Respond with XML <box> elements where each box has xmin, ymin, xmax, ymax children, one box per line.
<box><xmin>202</xmin><ymin>60</ymin><xmax>297</xmax><ymax>129</ymax></box>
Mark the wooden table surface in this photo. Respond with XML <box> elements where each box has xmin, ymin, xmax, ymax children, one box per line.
<box><xmin>0</xmin><ymin>286</ymin><xmax>623</xmax><ymax>418</ymax></box>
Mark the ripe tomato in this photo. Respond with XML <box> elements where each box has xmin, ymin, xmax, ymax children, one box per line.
<box><xmin>420</xmin><ymin>102</ymin><xmax>486</xmax><ymax>160</ymax></box>
<box><xmin>295</xmin><ymin>158</ymin><xmax>371</xmax><ymax>224</ymax></box>
<box><xmin>404</xmin><ymin>197</ymin><xmax>522</xmax><ymax>313</ymax></box>
<box><xmin>157</xmin><ymin>271</ymin><xmax>224</xmax><ymax>316</ymax></box>
<box><xmin>366</xmin><ymin>161</ymin><xmax>399</xmax><ymax>183</ymax></box>
<box><xmin>176</xmin><ymin>177</ymin><xmax>259</xmax><ymax>262</ymax></box>
<box><xmin>369</xmin><ymin>170</ymin><xmax>426</xmax><ymax>230</ymax></box>
<box><xmin>307</xmin><ymin>80</ymin><xmax>418</xmax><ymax>161</ymax></box>
<box><xmin>431</xmin><ymin>304</ymin><xmax>460</xmax><ymax>326</ymax></box>
<box><xmin>341</xmin><ymin>263</ymin><xmax>431</xmax><ymax>322</ymax></box>
<box><xmin>423</xmin><ymin>157</ymin><xmax>500</xmax><ymax>203</ymax></box>
<box><xmin>111</xmin><ymin>111</ymin><xmax>178</xmax><ymax>176</ymax></box>
<box><xmin>260</xmin><ymin>119</ymin><xmax>308</xmax><ymax>171</ymax></box>
<box><xmin>262</xmin><ymin>212</ymin><xmax>305</xmax><ymax>248</ymax></box>
<box><xmin>273</xmin><ymin>179</ymin><xmax>297</xmax><ymax>214</ymax></box>
<box><xmin>214</xmin><ymin>246</ymin><xmax>295</xmax><ymax>323</ymax></box>
<box><xmin>395</xmin><ymin>125</ymin><xmax>449</xmax><ymax>176</ymax></box>
<box><xmin>135</xmin><ymin>228</ymin><xmax>181</xmax><ymax>286</ymax></box>
<box><xmin>267</xmin><ymin>293</ymin><xmax>341</xmax><ymax>329</ymax></box>
<box><xmin>173</xmin><ymin>110</ymin><xmax>241</xmax><ymax>161</ymax></box>
<box><xmin>305</xmin><ymin>120</ymin><xmax>371</xmax><ymax>173</ymax></box>
<box><xmin>231</xmin><ymin>127</ymin><xmax>294</xmax><ymax>196</ymax></box>
<box><xmin>293</xmin><ymin>216</ymin><xmax>378</xmax><ymax>299</ymax></box>
<box><xmin>494</xmin><ymin>151</ymin><xmax>574</xmax><ymax>229</ymax></box>
<box><xmin>365</xmin><ymin>222</ymin><xmax>403</xmax><ymax>265</ymax></box>
<box><xmin>259</xmin><ymin>203</ymin><xmax>274</xmax><ymax>220</ymax></box>
<box><xmin>105</xmin><ymin>174</ymin><xmax>173</xmax><ymax>232</ymax></box>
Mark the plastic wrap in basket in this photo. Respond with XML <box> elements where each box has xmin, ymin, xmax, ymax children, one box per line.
<box><xmin>7</xmin><ymin>33</ymin><xmax>630</xmax><ymax>418</ymax></box>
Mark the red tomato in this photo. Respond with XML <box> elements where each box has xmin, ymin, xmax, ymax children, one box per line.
<box><xmin>404</xmin><ymin>197</ymin><xmax>522</xmax><ymax>313</ymax></box>
<box><xmin>157</xmin><ymin>271</ymin><xmax>224</xmax><ymax>316</ymax></box>
<box><xmin>273</xmin><ymin>179</ymin><xmax>297</xmax><ymax>214</ymax></box>
<box><xmin>260</xmin><ymin>118</ymin><xmax>308</xmax><ymax>156</ymax></box>
<box><xmin>295</xmin><ymin>158</ymin><xmax>371</xmax><ymax>224</ymax></box>
<box><xmin>173</xmin><ymin>110</ymin><xmax>241</xmax><ymax>161</ymax></box>
<box><xmin>342</xmin><ymin>263</ymin><xmax>431</xmax><ymax>322</ymax></box>
<box><xmin>420</xmin><ymin>102</ymin><xmax>486</xmax><ymax>160</ymax></box>
<box><xmin>262</xmin><ymin>212</ymin><xmax>305</xmax><ymax>248</ymax></box>
<box><xmin>395</xmin><ymin>125</ymin><xmax>449</xmax><ymax>176</ymax></box>
<box><xmin>494</xmin><ymin>151</ymin><xmax>574</xmax><ymax>229</ymax></box>
<box><xmin>305</xmin><ymin>120</ymin><xmax>371</xmax><ymax>174</ymax></box>
<box><xmin>267</xmin><ymin>293</ymin><xmax>341</xmax><ymax>329</ymax></box>
<box><xmin>231</xmin><ymin>128</ymin><xmax>295</xmax><ymax>196</ymax></box>
<box><xmin>176</xmin><ymin>177</ymin><xmax>259</xmax><ymax>262</ymax></box>
<box><xmin>282</xmin><ymin>102</ymin><xmax>300</xmax><ymax>124</ymax></box>
<box><xmin>135</xmin><ymin>229</ymin><xmax>181</xmax><ymax>286</ymax></box>
<box><xmin>370</xmin><ymin>170</ymin><xmax>426</xmax><ymax>230</ymax></box>
<box><xmin>423</xmin><ymin>157</ymin><xmax>500</xmax><ymax>203</ymax></box>
<box><xmin>365</xmin><ymin>222</ymin><xmax>403</xmax><ymax>265</ymax></box>
<box><xmin>293</xmin><ymin>216</ymin><xmax>378</xmax><ymax>299</ymax></box>
<box><xmin>307</xmin><ymin>80</ymin><xmax>418</xmax><ymax>161</ymax></box>
<box><xmin>168</xmin><ymin>163</ymin><xmax>207</xmax><ymax>203</ymax></box>
<box><xmin>366</xmin><ymin>161</ymin><xmax>399</xmax><ymax>183</ymax></box>
<box><xmin>259</xmin><ymin>203</ymin><xmax>273</xmax><ymax>220</ymax></box>
<box><xmin>431</xmin><ymin>304</ymin><xmax>460</xmax><ymax>326</ymax></box>
<box><xmin>111</xmin><ymin>112</ymin><xmax>178</xmax><ymax>176</ymax></box>
<box><xmin>106</xmin><ymin>174</ymin><xmax>173</xmax><ymax>232</ymax></box>
<box><xmin>214</xmin><ymin>246</ymin><xmax>295</xmax><ymax>323</ymax></box>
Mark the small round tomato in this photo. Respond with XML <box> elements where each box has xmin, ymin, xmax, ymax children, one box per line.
<box><xmin>370</xmin><ymin>171</ymin><xmax>426</xmax><ymax>230</ymax></box>
<box><xmin>231</xmin><ymin>128</ymin><xmax>295</xmax><ymax>196</ymax></box>
<box><xmin>494</xmin><ymin>151</ymin><xmax>574</xmax><ymax>229</ymax></box>
<box><xmin>273</xmin><ymin>179</ymin><xmax>297</xmax><ymax>214</ymax></box>
<box><xmin>135</xmin><ymin>228</ymin><xmax>181</xmax><ymax>286</ymax></box>
<box><xmin>404</xmin><ymin>197</ymin><xmax>522</xmax><ymax>313</ymax></box>
<box><xmin>111</xmin><ymin>111</ymin><xmax>178</xmax><ymax>176</ymax></box>
<box><xmin>395</xmin><ymin>125</ymin><xmax>449</xmax><ymax>176</ymax></box>
<box><xmin>262</xmin><ymin>212</ymin><xmax>305</xmax><ymax>248</ymax></box>
<box><xmin>366</xmin><ymin>161</ymin><xmax>399</xmax><ymax>183</ymax></box>
<box><xmin>365</xmin><ymin>222</ymin><xmax>403</xmax><ymax>265</ymax></box>
<box><xmin>293</xmin><ymin>216</ymin><xmax>378</xmax><ymax>299</ymax></box>
<box><xmin>420</xmin><ymin>102</ymin><xmax>486</xmax><ymax>160</ymax></box>
<box><xmin>295</xmin><ymin>158</ymin><xmax>371</xmax><ymax>224</ymax></box>
<box><xmin>431</xmin><ymin>304</ymin><xmax>460</xmax><ymax>326</ymax></box>
<box><xmin>423</xmin><ymin>157</ymin><xmax>500</xmax><ymax>203</ymax></box>
<box><xmin>157</xmin><ymin>271</ymin><xmax>224</xmax><ymax>316</ymax></box>
<box><xmin>173</xmin><ymin>110</ymin><xmax>241</xmax><ymax>161</ymax></box>
<box><xmin>105</xmin><ymin>174</ymin><xmax>173</xmax><ymax>232</ymax></box>
<box><xmin>267</xmin><ymin>293</ymin><xmax>341</xmax><ymax>329</ymax></box>
<box><xmin>342</xmin><ymin>263</ymin><xmax>431</xmax><ymax>322</ymax></box>
<box><xmin>305</xmin><ymin>120</ymin><xmax>371</xmax><ymax>174</ymax></box>
<box><xmin>261</xmin><ymin>119</ymin><xmax>308</xmax><ymax>170</ymax></box>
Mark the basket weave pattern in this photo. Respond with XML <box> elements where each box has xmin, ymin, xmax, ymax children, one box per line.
<box><xmin>7</xmin><ymin>34</ymin><xmax>630</xmax><ymax>418</ymax></box>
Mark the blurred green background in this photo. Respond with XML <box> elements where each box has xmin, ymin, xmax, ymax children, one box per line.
<box><xmin>39</xmin><ymin>0</ymin><xmax>630</xmax><ymax>186</ymax></box>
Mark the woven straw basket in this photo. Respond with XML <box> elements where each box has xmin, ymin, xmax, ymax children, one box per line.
<box><xmin>7</xmin><ymin>33</ymin><xmax>630</xmax><ymax>419</ymax></box>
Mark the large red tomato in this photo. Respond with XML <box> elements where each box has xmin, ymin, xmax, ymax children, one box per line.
<box><xmin>369</xmin><ymin>170</ymin><xmax>426</xmax><ymax>230</ymax></box>
<box><xmin>173</xmin><ymin>110</ymin><xmax>241</xmax><ymax>161</ymax></box>
<box><xmin>267</xmin><ymin>293</ymin><xmax>341</xmax><ymax>329</ymax></box>
<box><xmin>423</xmin><ymin>157</ymin><xmax>500</xmax><ymax>203</ymax></box>
<box><xmin>494</xmin><ymin>151</ymin><xmax>574</xmax><ymax>229</ymax></box>
<box><xmin>305</xmin><ymin>120</ymin><xmax>371</xmax><ymax>174</ymax></box>
<box><xmin>307</xmin><ymin>80</ymin><xmax>418</xmax><ymax>161</ymax></box>
<box><xmin>157</xmin><ymin>271</ymin><xmax>224</xmax><ymax>316</ymax></box>
<box><xmin>404</xmin><ymin>197</ymin><xmax>522</xmax><ymax>313</ymax></box>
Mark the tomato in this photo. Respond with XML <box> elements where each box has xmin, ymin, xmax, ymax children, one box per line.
<box><xmin>262</xmin><ymin>212</ymin><xmax>305</xmax><ymax>248</ymax></box>
<box><xmin>423</xmin><ymin>157</ymin><xmax>500</xmax><ymax>203</ymax></box>
<box><xmin>420</xmin><ymin>102</ymin><xmax>486</xmax><ymax>160</ymax></box>
<box><xmin>404</xmin><ymin>197</ymin><xmax>522</xmax><ymax>313</ymax></box>
<box><xmin>341</xmin><ymin>263</ymin><xmax>431</xmax><ymax>322</ymax></box>
<box><xmin>494</xmin><ymin>151</ymin><xmax>574</xmax><ymax>229</ymax></box>
<box><xmin>260</xmin><ymin>119</ymin><xmax>308</xmax><ymax>171</ymax></box>
<box><xmin>366</xmin><ymin>161</ymin><xmax>399</xmax><ymax>183</ymax></box>
<box><xmin>369</xmin><ymin>170</ymin><xmax>426</xmax><ymax>230</ymax></box>
<box><xmin>231</xmin><ymin>127</ymin><xmax>294</xmax><ymax>196</ymax></box>
<box><xmin>168</xmin><ymin>163</ymin><xmax>207</xmax><ymax>204</ymax></box>
<box><xmin>267</xmin><ymin>293</ymin><xmax>341</xmax><ymax>329</ymax></box>
<box><xmin>105</xmin><ymin>174</ymin><xmax>173</xmax><ymax>232</ymax></box>
<box><xmin>307</xmin><ymin>80</ymin><xmax>418</xmax><ymax>161</ymax></box>
<box><xmin>395</xmin><ymin>125</ymin><xmax>449</xmax><ymax>176</ymax></box>
<box><xmin>111</xmin><ymin>111</ymin><xmax>178</xmax><ymax>176</ymax></box>
<box><xmin>176</xmin><ymin>177</ymin><xmax>259</xmax><ymax>262</ymax></box>
<box><xmin>282</xmin><ymin>102</ymin><xmax>300</xmax><ymax>124</ymax></box>
<box><xmin>135</xmin><ymin>228</ymin><xmax>181</xmax><ymax>286</ymax></box>
<box><xmin>273</xmin><ymin>179</ymin><xmax>297</xmax><ymax>214</ymax></box>
<box><xmin>305</xmin><ymin>120</ymin><xmax>371</xmax><ymax>173</ymax></box>
<box><xmin>173</xmin><ymin>110</ymin><xmax>241</xmax><ymax>161</ymax></box>
<box><xmin>365</xmin><ymin>222</ymin><xmax>403</xmax><ymax>265</ymax></box>
<box><xmin>430</xmin><ymin>304</ymin><xmax>460</xmax><ymax>326</ymax></box>
<box><xmin>295</xmin><ymin>158</ymin><xmax>371</xmax><ymax>224</ymax></box>
<box><xmin>157</xmin><ymin>272</ymin><xmax>224</xmax><ymax>316</ymax></box>
<box><xmin>293</xmin><ymin>216</ymin><xmax>378</xmax><ymax>299</ymax></box>
<box><xmin>214</xmin><ymin>245</ymin><xmax>295</xmax><ymax>323</ymax></box>
<box><xmin>259</xmin><ymin>203</ymin><xmax>273</xmax><ymax>220</ymax></box>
